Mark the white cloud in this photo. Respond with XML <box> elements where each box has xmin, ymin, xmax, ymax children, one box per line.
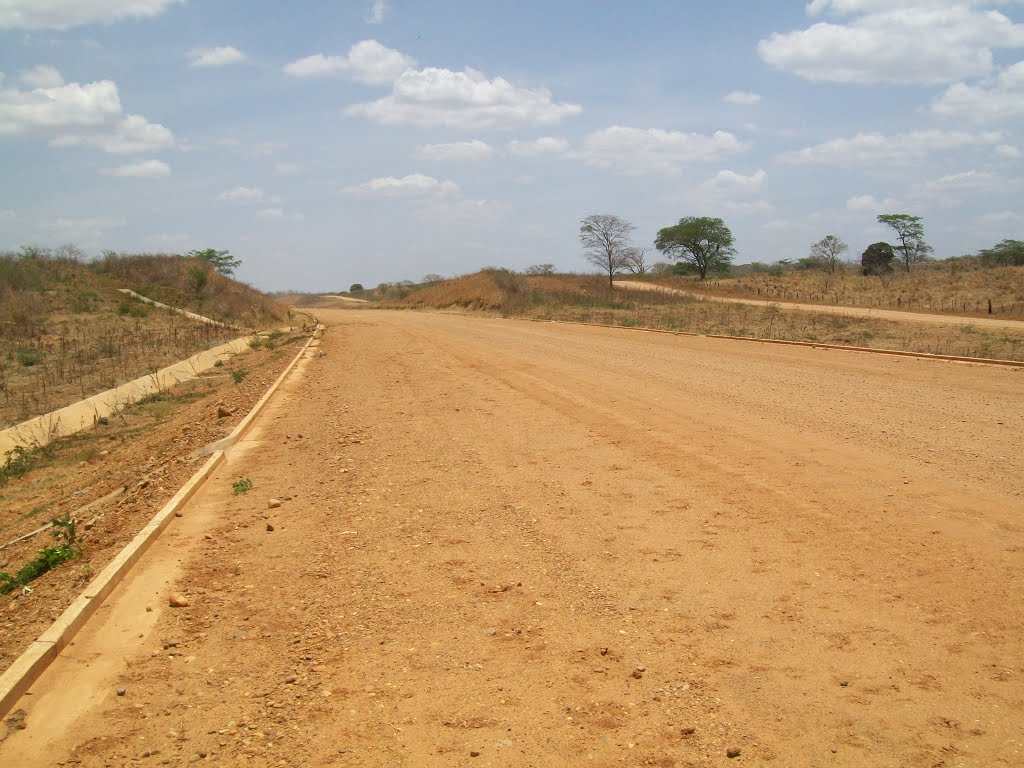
<box><xmin>284</xmin><ymin>40</ymin><xmax>414</xmax><ymax>84</ymax></box>
<box><xmin>347</xmin><ymin>66</ymin><xmax>582</xmax><ymax>129</ymax></box>
<box><xmin>18</xmin><ymin>65</ymin><xmax>64</xmax><ymax>88</ymax></box>
<box><xmin>345</xmin><ymin>173</ymin><xmax>460</xmax><ymax>197</ymax></box>
<box><xmin>218</xmin><ymin>186</ymin><xmax>267</xmax><ymax>204</ymax></box>
<box><xmin>996</xmin><ymin>144</ymin><xmax>1022</xmax><ymax>159</ymax></box>
<box><xmin>932</xmin><ymin>61</ymin><xmax>1024</xmax><ymax>121</ymax></box>
<box><xmin>724</xmin><ymin>90</ymin><xmax>761</xmax><ymax>105</ymax></box>
<box><xmin>0</xmin><ymin>0</ymin><xmax>185</xmax><ymax>30</ymax></box>
<box><xmin>759</xmin><ymin>4</ymin><xmax>1024</xmax><ymax>85</ymax></box>
<box><xmin>0</xmin><ymin>71</ymin><xmax>174</xmax><ymax>154</ymax></box>
<box><xmin>415</xmin><ymin>139</ymin><xmax>494</xmax><ymax>161</ymax></box>
<box><xmin>846</xmin><ymin>194</ymin><xmax>897</xmax><ymax>212</ymax></box>
<box><xmin>257</xmin><ymin>208</ymin><xmax>285</xmax><ymax>219</ymax></box>
<box><xmin>366</xmin><ymin>0</ymin><xmax>385</xmax><ymax>24</ymax></box>
<box><xmin>0</xmin><ymin>209</ymin><xmax>17</xmax><ymax>220</ymax></box>
<box><xmin>0</xmin><ymin>77</ymin><xmax>121</xmax><ymax>133</ymax></box>
<box><xmin>52</xmin><ymin>113</ymin><xmax>175</xmax><ymax>153</ymax></box>
<box><xmin>506</xmin><ymin>137</ymin><xmax>569</xmax><ymax>157</ymax></box>
<box><xmin>188</xmin><ymin>46</ymin><xmax>246</xmax><ymax>68</ymax></box>
<box><xmin>694</xmin><ymin>169</ymin><xmax>772</xmax><ymax>211</ymax></box>
<box><xmin>104</xmin><ymin>158</ymin><xmax>170</xmax><ymax>178</ymax></box>
<box><xmin>39</xmin><ymin>216</ymin><xmax>124</xmax><ymax>243</ymax></box>
<box><xmin>978</xmin><ymin>210</ymin><xmax>1022</xmax><ymax>223</ymax></box>
<box><xmin>575</xmin><ymin>126</ymin><xmax>748</xmax><ymax>175</ymax></box>
<box><xmin>908</xmin><ymin>169</ymin><xmax>1002</xmax><ymax>207</ymax></box>
<box><xmin>780</xmin><ymin>129</ymin><xmax>1003</xmax><ymax>166</ymax></box>
<box><xmin>275</xmin><ymin>162</ymin><xmax>303</xmax><ymax>174</ymax></box>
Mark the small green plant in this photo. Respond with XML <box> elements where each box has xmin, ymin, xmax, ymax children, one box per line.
<box><xmin>0</xmin><ymin>443</ymin><xmax>56</xmax><ymax>487</ymax></box>
<box><xmin>231</xmin><ymin>368</ymin><xmax>248</xmax><ymax>384</ymax></box>
<box><xmin>0</xmin><ymin>514</ymin><xmax>83</xmax><ymax>595</ymax></box>
<box><xmin>117</xmin><ymin>299</ymin><xmax>149</xmax><ymax>317</ymax></box>
<box><xmin>232</xmin><ymin>477</ymin><xmax>253</xmax><ymax>495</ymax></box>
<box><xmin>16</xmin><ymin>348</ymin><xmax>41</xmax><ymax>367</ymax></box>
<box><xmin>247</xmin><ymin>336</ymin><xmax>264</xmax><ymax>350</ymax></box>
<box><xmin>213</xmin><ymin>359</ymin><xmax>224</xmax><ymax>367</ymax></box>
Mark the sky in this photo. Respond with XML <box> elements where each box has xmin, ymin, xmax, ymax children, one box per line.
<box><xmin>0</xmin><ymin>0</ymin><xmax>1022</xmax><ymax>291</ymax></box>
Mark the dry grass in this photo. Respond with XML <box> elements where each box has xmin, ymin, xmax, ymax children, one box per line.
<box><xmin>0</xmin><ymin>251</ymin><xmax>295</xmax><ymax>429</ymax></box>
<box><xmin>388</xmin><ymin>271</ymin><xmax>1024</xmax><ymax>363</ymax></box>
<box><xmin>659</xmin><ymin>262</ymin><xmax>1024</xmax><ymax>317</ymax></box>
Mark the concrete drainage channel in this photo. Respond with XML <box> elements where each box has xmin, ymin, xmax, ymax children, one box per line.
<box><xmin>0</xmin><ymin>324</ymin><xmax>324</xmax><ymax>718</ymax></box>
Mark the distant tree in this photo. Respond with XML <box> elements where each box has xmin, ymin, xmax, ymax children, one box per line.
<box><xmin>977</xmin><ymin>239</ymin><xmax>1024</xmax><ymax>267</ymax></box>
<box><xmin>579</xmin><ymin>214</ymin><xmax>636</xmax><ymax>287</ymax></box>
<box><xmin>188</xmin><ymin>248</ymin><xmax>241</xmax><ymax>276</ymax></box>
<box><xmin>650</xmin><ymin>262</ymin><xmax>674</xmax><ymax>276</ymax></box>
<box><xmin>655</xmin><ymin>216</ymin><xmax>736</xmax><ymax>279</ymax></box>
<box><xmin>673</xmin><ymin>261</ymin><xmax>699</xmax><ymax>276</ymax></box>
<box><xmin>189</xmin><ymin>265</ymin><xmax>209</xmax><ymax>297</ymax></box>
<box><xmin>525</xmin><ymin>263</ymin><xmax>556</xmax><ymax>275</ymax></box>
<box><xmin>809</xmin><ymin>235</ymin><xmax>848</xmax><ymax>273</ymax></box>
<box><xmin>53</xmin><ymin>243</ymin><xmax>86</xmax><ymax>262</ymax></box>
<box><xmin>877</xmin><ymin>214</ymin><xmax>928</xmax><ymax>273</ymax></box>
<box><xmin>349</xmin><ymin>283</ymin><xmax>364</xmax><ymax>293</ymax></box>
<box><xmin>422</xmin><ymin>273</ymin><xmax>445</xmax><ymax>284</ymax></box>
<box><xmin>622</xmin><ymin>247</ymin><xmax>650</xmax><ymax>275</ymax></box>
<box><xmin>861</xmin><ymin>242</ymin><xmax>895</xmax><ymax>276</ymax></box>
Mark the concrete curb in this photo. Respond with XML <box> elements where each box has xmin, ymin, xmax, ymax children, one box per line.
<box><xmin>0</xmin><ymin>323</ymin><xmax>322</xmax><ymax>719</ymax></box>
<box><xmin>522</xmin><ymin>317</ymin><xmax>1023</xmax><ymax>369</ymax></box>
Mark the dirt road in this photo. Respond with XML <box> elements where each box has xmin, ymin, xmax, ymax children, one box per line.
<box><xmin>614</xmin><ymin>279</ymin><xmax>1024</xmax><ymax>331</ymax></box>
<box><xmin>4</xmin><ymin>310</ymin><xmax>1022</xmax><ymax>767</ymax></box>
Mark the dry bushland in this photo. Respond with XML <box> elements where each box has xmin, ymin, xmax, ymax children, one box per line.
<box><xmin>0</xmin><ymin>251</ymin><xmax>294</xmax><ymax>429</ymax></box>
<box><xmin>663</xmin><ymin>261</ymin><xmax>1024</xmax><ymax>317</ymax></box>
<box><xmin>390</xmin><ymin>271</ymin><xmax>1024</xmax><ymax>362</ymax></box>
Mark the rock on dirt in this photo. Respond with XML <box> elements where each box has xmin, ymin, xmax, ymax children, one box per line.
<box><xmin>168</xmin><ymin>593</ymin><xmax>190</xmax><ymax>608</ymax></box>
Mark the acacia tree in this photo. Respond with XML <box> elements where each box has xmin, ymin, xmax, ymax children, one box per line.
<box><xmin>579</xmin><ymin>214</ymin><xmax>636</xmax><ymax>287</ymax></box>
<box><xmin>188</xmin><ymin>248</ymin><xmax>241</xmax><ymax>276</ymax></box>
<box><xmin>654</xmin><ymin>216</ymin><xmax>735</xmax><ymax>279</ymax></box>
<box><xmin>809</xmin><ymin>235</ymin><xmax>848</xmax><ymax>273</ymax></box>
<box><xmin>877</xmin><ymin>214</ymin><xmax>929</xmax><ymax>273</ymax></box>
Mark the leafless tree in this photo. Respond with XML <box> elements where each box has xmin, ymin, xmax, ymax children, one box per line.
<box><xmin>579</xmin><ymin>214</ymin><xmax>636</xmax><ymax>287</ymax></box>
<box><xmin>809</xmin><ymin>235</ymin><xmax>848</xmax><ymax>274</ymax></box>
<box><xmin>525</xmin><ymin>263</ymin><xmax>556</xmax><ymax>275</ymax></box>
<box><xmin>622</xmin><ymin>247</ymin><xmax>650</xmax><ymax>275</ymax></box>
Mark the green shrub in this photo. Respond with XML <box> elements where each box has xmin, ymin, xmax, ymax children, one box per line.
<box><xmin>16</xmin><ymin>348</ymin><xmax>41</xmax><ymax>367</ymax></box>
<box><xmin>0</xmin><ymin>514</ymin><xmax>82</xmax><ymax>594</ymax></box>
<box><xmin>232</xmin><ymin>477</ymin><xmax>253</xmax><ymax>495</ymax></box>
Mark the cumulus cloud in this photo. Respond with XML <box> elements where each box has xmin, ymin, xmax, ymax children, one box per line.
<box><xmin>780</xmin><ymin>129</ymin><xmax>1003</xmax><ymax>166</ymax></box>
<box><xmin>693</xmin><ymin>169</ymin><xmax>771</xmax><ymax>211</ymax></box>
<box><xmin>218</xmin><ymin>186</ymin><xmax>268</xmax><ymax>204</ymax></box>
<box><xmin>0</xmin><ymin>70</ymin><xmax>175</xmax><ymax>154</ymax></box>
<box><xmin>52</xmin><ymin>113</ymin><xmax>175</xmax><ymax>153</ymax></box>
<box><xmin>724</xmin><ymin>90</ymin><xmax>761</xmax><ymax>105</ymax></box>
<box><xmin>575</xmin><ymin>126</ymin><xmax>748</xmax><ymax>175</ymax></box>
<box><xmin>932</xmin><ymin>61</ymin><xmax>1024</xmax><ymax>121</ymax></box>
<box><xmin>759</xmin><ymin>3</ymin><xmax>1024</xmax><ymax>85</ymax></box>
<box><xmin>415</xmin><ymin>140</ymin><xmax>494</xmax><ymax>161</ymax></box>
<box><xmin>345</xmin><ymin>173</ymin><xmax>460</xmax><ymax>197</ymax></box>
<box><xmin>188</xmin><ymin>46</ymin><xmax>246</xmax><ymax>68</ymax></box>
<box><xmin>18</xmin><ymin>65</ymin><xmax>64</xmax><ymax>88</ymax></box>
<box><xmin>0</xmin><ymin>0</ymin><xmax>185</xmax><ymax>30</ymax></box>
<box><xmin>506</xmin><ymin>137</ymin><xmax>569</xmax><ymax>157</ymax></box>
<box><xmin>347</xmin><ymin>66</ymin><xmax>582</xmax><ymax>129</ymax></box>
<box><xmin>39</xmin><ymin>216</ymin><xmax>124</xmax><ymax>243</ymax></box>
<box><xmin>104</xmin><ymin>158</ymin><xmax>170</xmax><ymax>178</ymax></box>
<box><xmin>0</xmin><ymin>77</ymin><xmax>121</xmax><ymax>133</ymax></box>
<box><xmin>284</xmin><ymin>40</ymin><xmax>414</xmax><ymax>84</ymax></box>
<box><xmin>257</xmin><ymin>208</ymin><xmax>285</xmax><ymax>219</ymax></box>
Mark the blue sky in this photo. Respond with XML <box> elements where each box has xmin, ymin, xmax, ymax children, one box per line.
<box><xmin>1</xmin><ymin>1</ymin><xmax>1021</xmax><ymax>291</ymax></box>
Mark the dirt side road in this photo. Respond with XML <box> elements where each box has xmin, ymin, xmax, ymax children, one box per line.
<box><xmin>3</xmin><ymin>310</ymin><xmax>1022</xmax><ymax>767</ymax></box>
<box><xmin>614</xmin><ymin>279</ymin><xmax>1024</xmax><ymax>331</ymax></box>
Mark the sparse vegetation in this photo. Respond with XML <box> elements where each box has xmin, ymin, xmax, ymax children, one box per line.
<box><xmin>0</xmin><ymin>443</ymin><xmax>56</xmax><ymax>487</ymax></box>
<box><xmin>0</xmin><ymin>514</ymin><xmax>83</xmax><ymax>595</ymax></box>
<box><xmin>232</xmin><ymin>477</ymin><xmax>253</xmax><ymax>495</ymax></box>
<box><xmin>231</xmin><ymin>368</ymin><xmax>249</xmax><ymax>384</ymax></box>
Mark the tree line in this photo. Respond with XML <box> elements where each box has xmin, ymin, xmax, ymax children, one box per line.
<box><xmin>579</xmin><ymin>212</ymin><xmax>1022</xmax><ymax>283</ymax></box>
